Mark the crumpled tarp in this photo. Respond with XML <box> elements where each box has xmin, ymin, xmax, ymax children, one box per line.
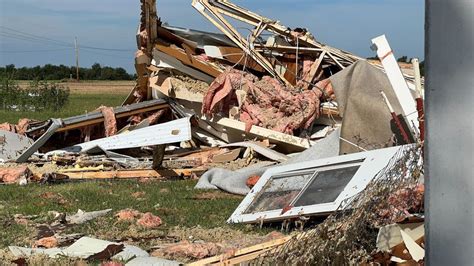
<box><xmin>195</xmin><ymin>128</ymin><xmax>340</xmax><ymax>195</ymax></box>
<box><xmin>202</xmin><ymin>68</ymin><xmax>332</xmax><ymax>135</ymax></box>
<box><xmin>329</xmin><ymin>60</ymin><xmax>413</xmax><ymax>154</ymax></box>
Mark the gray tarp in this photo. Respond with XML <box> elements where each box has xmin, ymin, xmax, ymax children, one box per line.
<box><xmin>329</xmin><ymin>60</ymin><xmax>413</xmax><ymax>154</ymax></box>
<box><xmin>195</xmin><ymin>128</ymin><xmax>340</xmax><ymax>195</ymax></box>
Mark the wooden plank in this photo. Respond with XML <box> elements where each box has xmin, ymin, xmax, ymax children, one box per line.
<box><xmin>283</xmin><ymin>54</ymin><xmax>297</xmax><ymax>85</ymax></box>
<box><xmin>203</xmin><ymin>116</ymin><xmax>314</xmax><ymax>153</ymax></box>
<box><xmin>155</xmin><ymin>42</ymin><xmax>223</xmax><ymax>78</ymax></box>
<box><xmin>193</xmin><ymin>1</ymin><xmax>292</xmax><ymax>86</ymax></box>
<box><xmin>188</xmin><ymin>236</ymin><xmax>291</xmax><ymax>266</ymax></box>
<box><xmin>206</xmin><ymin>46</ymin><xmax>265</xmax><ymax>72</ymax></box>
<box><xmin>63</xmin><ymin>168</ymin><xmax>205</xmax><ymax>180</ymax></box>
<box><xmin>57</xmin><ymin>104</ymin><xmax>169</xmax><ymax>132</ymax></box>
<box><xmin>302</xmin><ymin>51</ymin><xmax>326</xmax><ymax>90</ymax></box>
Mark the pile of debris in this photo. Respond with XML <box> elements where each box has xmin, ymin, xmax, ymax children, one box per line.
<box><xmin>0</xmin><ymin>0</ymin><xmax>425</xmax><ymax>264</ymax></box>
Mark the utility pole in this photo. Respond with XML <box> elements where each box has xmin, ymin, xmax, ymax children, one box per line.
<box><xmin>75</xmin><ymin>37</ymin><xmax>79</xmax><ymax>81</ymax></box>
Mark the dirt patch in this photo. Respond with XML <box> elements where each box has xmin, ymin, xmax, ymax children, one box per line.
<box><xmin>39</xmin><ymin>192</ymin><xmax>69</xmax><ymax>205</ymax></box>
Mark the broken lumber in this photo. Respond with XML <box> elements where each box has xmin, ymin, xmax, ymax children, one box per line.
<box><xmin>57</xmin><ymin>99</ymin><xmax>168</xmax><ymax>133</ymax></box>
<box><xmin>187</xmin><ymin>236</ymin><xmax>291</xmax><ymax>266</ymax></box>
<box><xmin>155</xmin><ymin>42</ymin><xmax>223</xmax><ymax>78</ymax></box>
<box><xmin>62</xmin><ymin>168</ymin><xmax>205</xmax><ymax>180</ymax></box>
<box><xmin>201</xmin><ymin>116</ymin><xmax>314</xmax><ymax>153</ymax></box>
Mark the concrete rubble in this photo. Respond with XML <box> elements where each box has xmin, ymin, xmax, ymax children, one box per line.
<box><xmin>0</xmin><ymin>0</ymin><xmax>426</xmax><ymax>265</ymax></box>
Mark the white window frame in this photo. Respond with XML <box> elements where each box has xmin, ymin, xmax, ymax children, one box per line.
<box><xmin>228</xmin><ymin>145</ymin><xmax>408</xmax><ymax>224</ymax></box>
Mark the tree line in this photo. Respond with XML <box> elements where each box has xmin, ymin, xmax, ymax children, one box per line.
<box><xmin>367</xmin><ymin>55</ymin><xmax>425</xmax><ymax>76</ymax></box>
<box><xmin>0</xmin><ymin>63</ymin><xmax>136</xmax><ymax>81</ymax></box>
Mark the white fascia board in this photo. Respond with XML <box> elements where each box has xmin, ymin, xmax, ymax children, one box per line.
<box><xmin>56</xmin><ymin>117</ymin><xmax>192</xmax><ymax>153</ymax></box>
<box><xmin>371</xmin><ymin>35</ymin><xmax>419</xmax><ymax>135</ymax></box>
<box><xmin>228</xmin><ymin>145</ymin><xmax>409</xmax><ymax>224</ymax></box>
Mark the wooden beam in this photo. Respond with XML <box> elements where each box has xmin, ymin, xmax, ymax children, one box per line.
<box><xmin>155</xmin><ymin>42</ymin><xmax>223</xmax><ymax>78</ymax></box>
<box><xmin>62</xmin><ymin>168</ymin><xmax>205</xmax><ymax>180</ymax></box>
<box><xmin>302</xmin><ymin>51</ymin><xmax>326</xmax><ymax>90</ymax></box>
<box><xmin>206</xmin><ymin>46</ymin><xmax>266</xmax><ymax>72</ymax></box>
<box><xmin>202</xmin><ymin>116</ymin><xmax>314</xmax><ymax>153</ymax></box>
<box><xmin>193</xmin><ymin>1</ymin><xmax>292</xmax><ymax>86</ymax></box>
<box><xmin>57</xmin><ymin>104</ymin><xmax>169</xmax><ymax>133</ymax></box>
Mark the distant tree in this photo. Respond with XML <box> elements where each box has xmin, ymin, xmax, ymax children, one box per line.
<box><xmin>0</xmin><ymin>64</ymin><xmax>134</xmax><ymax>80</ymax></box>
<box><xmin>90</xmin><ymin>63</ymin><xmax>102</xmax><ymax>79</ymax></box>
<box><xmin>397</xmin><ymin>56</ymin><xmax>409</xmax><ymax>63</ymax></box>
<box><xmin>366</xmin><ymin>56</ymin><xmax>379</xmax><ymax>60</ymax></box>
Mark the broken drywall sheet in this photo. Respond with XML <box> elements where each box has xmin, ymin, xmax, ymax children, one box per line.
<box><xmin>0</xmin><ymin>130</ymin><xmax>34</xmax><ymax>161</ymax></box>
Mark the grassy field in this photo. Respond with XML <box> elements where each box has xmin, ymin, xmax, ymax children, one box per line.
<box><xmin>0</xmin><ymin>179</ymin><xmax>245</xmax><ymax>248</ymax></box>
<box><xmin>1</xmin><ymin>80</ymin><xmax>133</xmax><ymax>124</ymax></box>
<box><xmin>0</xmin><ymin>81</ymin><xmax>270</xmax><ymax>263</ymax></box>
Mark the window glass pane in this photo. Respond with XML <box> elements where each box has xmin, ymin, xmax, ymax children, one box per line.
<box><xmin>244</xmin><ymin>173</ymin><xmax>313</xmax><ymax>214</ymax></box>
<box><xmin>293</xmin><ymin>166</ymin><xmax>360</xmax><ymax>206</ymax></box>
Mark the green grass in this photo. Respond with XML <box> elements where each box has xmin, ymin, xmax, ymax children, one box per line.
<box><xmin>0</xmin><ymin>88</ymin><xmax>264</xmax><ymax>255</ymax></box>
<box><xmin>0</xmin><ymin>93</ymin><xmax>127</xmax><ymax>124</ymax></box>
<box><xmin>0</xmin><ymin>180</ymin><xmax>245</xmax><ymax>249</ymax></box>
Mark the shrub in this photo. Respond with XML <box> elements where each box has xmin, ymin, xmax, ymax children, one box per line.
<box><xmin>0</xmin><ymin>77</ymin><xmax>70</xmax><ymax>112</ymax></box>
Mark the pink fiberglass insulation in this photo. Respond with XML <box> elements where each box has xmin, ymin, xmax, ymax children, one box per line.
<box><xmin>202</xmin><ymin>69</ymin><xmax>331</xmax><ymax>135</ymax></box>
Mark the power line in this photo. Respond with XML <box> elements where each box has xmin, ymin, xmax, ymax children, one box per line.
<box><xmin>80</xmin><ymin>45</ymin><xmax>134</xmax><ymax>52</ymax></box>
<box><xmin>0</xmin><ymin>32</ymin><xmax>73</xmax><ymax>48</ymax></box>
<box><xmin>0</xmin><ymin>26</ymin><xmax>134</xmax><ymax>51</ymax></box>
<box><xmin>0</xmin><ymin>25</ymin><xmax>73</xmax><ymax>46</ymax></box>
<box><xmin>0</xmin><ymin>48</ymin><xmax>70</xmax><ymax>53</ymax></box>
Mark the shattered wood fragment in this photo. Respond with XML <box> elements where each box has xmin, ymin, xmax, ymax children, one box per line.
<box><xmin>162</xmin><ymin>157</ymin><xmax>203</xmax><ymax>169</ymax></box>
<box><xmin>57</xmin><ymin>99</ymin><xmax>168</xmax><ymax>133</ymax></box>
<box><xmin>210</xmin><ymin>148</ymin><xmax>240</xmax><ymax>163</ymax></box>
<box><xmin>62</xmin><ymin>168</ymin><xmax>205</xmax><ymax>180</ymax></box>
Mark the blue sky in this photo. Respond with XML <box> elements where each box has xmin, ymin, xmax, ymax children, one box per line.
<box><xmin>0</xmin><ymin>0</ymin><xmax>424</xmax><ymax>74</ymax></box>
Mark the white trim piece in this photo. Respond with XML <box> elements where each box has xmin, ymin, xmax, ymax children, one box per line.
<box><xmin>51</xmin><ymin>118</ymin><xmax>192</xmax><ymax>154</ymax></box>
<box><xmin>228</xmin><ymin>145</ymin><xmax>409</xmax><ymax>224</ymax></box>
<box><xmin>203</xmin><ymin>45</ymin><xmax>224</xmax><ymax>59</ymax></box>
<box><xmin>371</xmin><ymin>35</ymin><xmax>419</xmax><ymax>135</ymax></box>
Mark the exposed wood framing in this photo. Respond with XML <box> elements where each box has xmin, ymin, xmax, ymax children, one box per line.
<box><xmin>57</xmin><ymin>100</ymin><xmax>169</xmax><ymax>133</ymax></box>
<box><xmin>192</xmin><ymin>0</ymin><xmax>417</xmax><ymax>86</ymax></box>
<box><xmin>155</xmin><ymin>42</ymin><xmax>223</xmax><ymax>77</ymax></box>
<box><xmin>302</xmin><ymin>51</ymin><xmax>327</xmax><ymax>90</ymax></box>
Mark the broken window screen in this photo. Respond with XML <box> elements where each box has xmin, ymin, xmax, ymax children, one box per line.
<box><xmin>244</xmin><ymin>172</ymin><xmax>315</xmax><ymax>214</ymax></box>
<box><xmin>293</xmin><ymin>166</ymin><xmax>360</xmax><ymax>206</ymax></box>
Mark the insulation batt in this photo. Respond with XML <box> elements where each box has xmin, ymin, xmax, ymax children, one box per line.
<box><xmin>202</xmin><ymin>69</ymin><xmax>331</xmax><ymax>135</ymax></box>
